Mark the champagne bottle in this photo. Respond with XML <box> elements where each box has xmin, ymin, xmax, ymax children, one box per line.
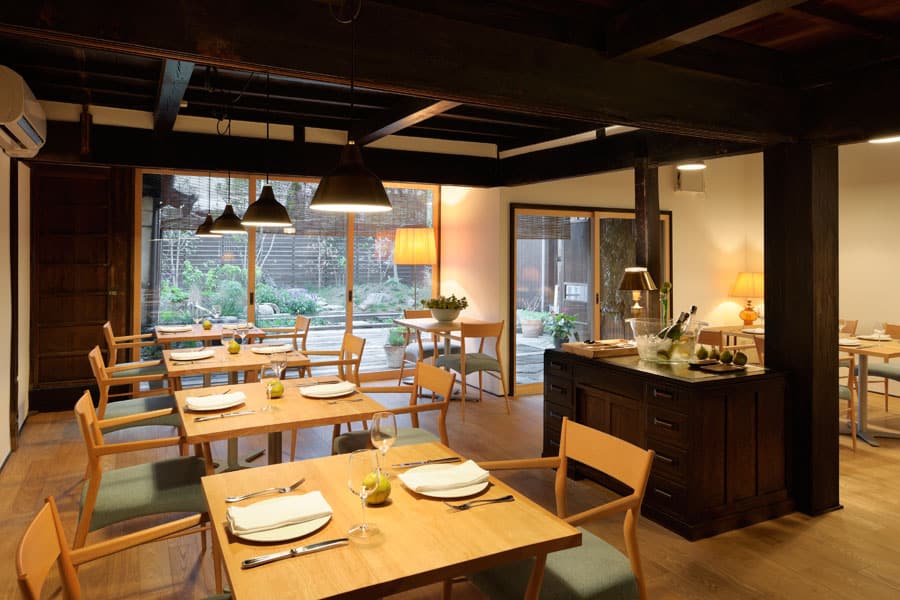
<box><xmin>659</xmin><ymin>311</ymin><xmax>689</xmax><ymax>339</ymax></box>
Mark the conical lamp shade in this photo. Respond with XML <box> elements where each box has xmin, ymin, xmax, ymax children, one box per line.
<box><xmin>242</xmin><ymin>184</ymin><xmax>293</xmax><ymax>227</ymax></box>
<box><xmin>195</xmin><ymin>213</ymin><xmax>221</xmax><ymax>237</ymax></box>
<box><xmin>210</xmin><ymin>204</ymin><xmax>247</xmax><ymax>235</ymax></box>
<box><xmin>310</xmin><ymin>141</ymin><xmax>392</xmax><ymax>213</ymax></box>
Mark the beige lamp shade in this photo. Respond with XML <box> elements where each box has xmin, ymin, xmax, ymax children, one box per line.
<box><xmin>730</xmin><ymin>272</ymin><xmax>764</xmax><ymax>325</ymax></box>
<box><xmin>393</xmin><ymin>228</ymin><xmax>437</xmax><ymax>265</ymax></box>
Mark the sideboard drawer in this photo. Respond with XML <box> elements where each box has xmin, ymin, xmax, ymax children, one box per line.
<box><xmin>646</xmin><ymin>475</ymin><xmax>687</xmax><ymax>517</ymax></box>
<box><xmin>647</xmin><ymin>440</ymin><xmax>688</xmax><ymax>484</ymax></box>
<box><xmin>645</xmin><ymin>383</ymin><xmax>687</xmax><ymax>413</ymax></box>
<box><xmin>646</xmin><ymin>404</ymin><xmax>689</xmax><ymax>448</ymax></box>
<box><xmin>544</xmin><ymin>376</ymin><xmax>573</xmax><ymax>410</ymax></box>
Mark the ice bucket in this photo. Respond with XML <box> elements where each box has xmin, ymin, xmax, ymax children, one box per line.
<box><xmin>627</xmin><ymin>317</ymin><xmax>707</xmax><ymax>363</ymax></box>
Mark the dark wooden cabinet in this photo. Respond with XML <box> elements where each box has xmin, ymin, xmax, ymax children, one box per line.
<box><xmin>544</xmin><ymin>350</ymin><xmax>793</xmax><ymax>540</ymax></box>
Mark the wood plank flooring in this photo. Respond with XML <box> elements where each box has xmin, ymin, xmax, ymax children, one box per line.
<box><xmin>3</xmin><ymin>386</ymin><xmax>900</xmax><ymax>599</ymax></box>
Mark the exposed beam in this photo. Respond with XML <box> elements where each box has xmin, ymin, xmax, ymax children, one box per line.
<box><xmin>0</xmin><ymin>1</ymin><xmax>797</xmax><ymax>144</ymax></box>
<box><xmin>153</xmin><ymin>59</ymin><xmax>193</xmax><ymax>136</ymax></box>
<box><xmin>791</xmin><ymin>4</ymin><xmax>900</xmax><ymax>42</ymax></box>
<box><xmin>354</xmin><ymin>99</ymin><xmax>461</xmax><ymax>146</ymax></box>
<box><xmin>608</xmin><ymin>0</ymin><xmax>805</xmax><ymax>60</ymax></box>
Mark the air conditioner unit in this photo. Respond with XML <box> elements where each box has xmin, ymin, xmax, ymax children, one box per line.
<box><xmin>0</xmin><ymin>65</ymin><xmax>46</xmax><ymax>158</ymax></box>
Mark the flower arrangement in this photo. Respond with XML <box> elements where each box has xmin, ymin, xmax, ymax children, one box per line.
<box><xmin>659</xmin><ymin>281</ymin><xmax>672</xmax><ymax>319</ymax></box>
<box><xmin>421</xmin><ymin>294</ymin><xmax>469</xmax><ymax>310</ymax></box>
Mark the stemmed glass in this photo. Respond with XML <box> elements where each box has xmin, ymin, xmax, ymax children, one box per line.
<box><xmin>192</xmin><ymin>304</ymin><xmax>203</xmax><ymax>327</ymax></box>
<box><xmin>874</xmin><ymin>320</ymin><xmax>887</xmax><ymax>341</ymax></box>
<box><xmin>370</xmin><ymin>412</ymin><xmax>398</xmax><ymax>477</ymax></box>
<box><xmin>212</xmin><ymin>304</ymin><xmax>222</xmax><ymax>320</ymax></box>
<box><xmin>263</xmin><ymin>380</ymin><xmax>276</xmax><ymax>412</ymax></box>
<box><xmin>347</xmin><ymin>449</ymin><xmax>382</xmax><ymax>540</ymax></box>
<box><xmin>269</xmin><ymin>352</ymin><xmax>287</xmax><ymax>381</ymax></box>
<box><xmin>236</xmin><ymin>322</ymin><xmax>249</xmax><ymax>346</ymax></box>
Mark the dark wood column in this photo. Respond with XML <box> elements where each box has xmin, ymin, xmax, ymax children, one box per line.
<box><xmin>763</xmin><ymin>142</ymin><xmax>839</xmax><ymax>515</ymax></box>
<box><xmin>634</xmin><ymin>158</ymin><xmax>662</xmax><ymax>315</ymax></box>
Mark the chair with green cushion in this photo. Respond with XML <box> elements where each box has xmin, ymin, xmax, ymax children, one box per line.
<box><xmin>462</xmin><ymin>417</ymin><xmax>655</xmax><ymax>600</ymax></box>
<box><xmin>72</xmin><ymin>391</ymin><xmax>223</xmax><ymax>593</ymax></box>
<box><xmin>397</xmin><ymin>309</ymin><xmax>462</xmax><ymax>384</ymax></box>
<box><xmin>16</xmin><ymin>495</ymin><xmax>229</xmax><ymax>600</ymax></box>
<box><xmin>435</xmin><ymin>321</ymin><xmax>510</xmax><ymax>421</ymax></box>
<box><xmin>333</xmin><ymin>362</ymin><xmax>455</xmax><ymax>454</ymax></box>
<box><xmin>102</xmin><ymin>320</ymin><xmax>159</xmax><ymax>368</ymax></box>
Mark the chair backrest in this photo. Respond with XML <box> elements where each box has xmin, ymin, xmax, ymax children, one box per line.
<box><xmin>74</xmin><ymin>391</ymin><xmax>105</xmax><ymax>469</ymax></box>
<box><xmin>555</xmin><ymin>417</ymin><xmax>654</xmax><ymax>600</ymax></box>
<box><xmin>697</xmin><ymin>329</ymin><xmax>724</xmax><ymax>348</ymax></box>
<box><xmin>459</xmin><ymin>321</ymin><xmax>504</xmax><ymax>356</ymax></box>
<box><xmin>754</xmin><ymin>335</ymin><xmax>765</xmax><ymax>366</ymax></box>
<box><xmin>404</xmin><ymin>309</ymin><xmax>432</xmax><ymax>319</ymax></box>
<box><xmin>840</xmin><ymin>319</ymin><xmax>859</xmax><ymax>335</ymax></box>
<box><xmin>16</xmin><ymin>496</ymin><xmax>81</xmax><ymax>600</ymax></box>
<box><xmin>339</xmin><ymin>333</ymin><xmax>366</xmax><ymax>384</ymax></box>
<box><xmin>886</xmin><ymin>322</ymin><xmax>900</xmax><ymax>339</ymax></box>
<box><xmin>102</xmin><ymin>321</ymin><xmax>119</xmax><ymax>367</ymax></box>
<box><xmin>404</xmin><ymin>362</ymin><xmax>454</xmax><ymax>444</ymax></box>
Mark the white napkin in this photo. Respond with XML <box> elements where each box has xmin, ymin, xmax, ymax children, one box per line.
<box><xmin>300</xmin><ymin>381</ymin><xmax>357</xmax><ymax>397</ymax></box>
<box><xmin>170</xmin><ymin>348</ymin><xmax>215</xmax><ymax>361</ymax></box>
<box><xmin>158</xmin><ymin>324</ymin><xmax>193</xmax><ymax>333</ymax></box>
<box><xmin>226</xmin><ymin>491</ymin><xmax>333</xmax><ymax>535</ymax></box>
<box><xmin>250</xmin><ymin>343</ymin><xmax>293</xmax><ymax>354</ymax></box>
<box><xmin>859</xmin><ymin>333</ymin><xmax>892</xmax><ymax>341</ymax></box>
<box><xmin>398</xmin><ymin>460</ymin><xmax>490</xmax><ymax>493</ymax></box>
<box><xmin>185</xmin><ymin>391</ymin><xmax>247</xmax><ymax>411</ymax></box>
<box><xmin>221</xmin><ymin>322</ymin><xmax>251</xmax><ymax>330</ymax></box>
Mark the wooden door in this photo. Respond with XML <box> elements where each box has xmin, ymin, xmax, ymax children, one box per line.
<box><xmin>29</xmin><ymin>164</ymin><xmax>133</xmax><ymax>410</ymax></box>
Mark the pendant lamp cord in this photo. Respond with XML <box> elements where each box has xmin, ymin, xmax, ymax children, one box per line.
<box><xmin>265</xmin><ymin>72</ymin><xmax>270</xmax><ymax>183</ymax></box>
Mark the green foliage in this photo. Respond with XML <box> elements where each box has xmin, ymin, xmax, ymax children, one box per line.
<box><xmin>421</xmin><ymin>294</ymin><xmax>469</xmax><ymax>310</ymax></box>
<box><xmin>161</xmin><ymin>280</ymin><xmax>189</xmax><ymax>304</ymax></box>
<box><xmin>517</xmin><ymin>309</ymin><xmax>549</xmax><ymax>321</ymax></box>
<box><xmin>256</xmin><ymin>282</ymin><xmax>319</xmax><ymax>315</ymax></box>
<box><xmin>387</xmin><ymin>327</ymin><xmax>407</xmax><ymax>346</ymax></box>
<box><xmin>545</xmin><ymin>313</ymin><xmax>579</xmax><ymax>340</ymax></box>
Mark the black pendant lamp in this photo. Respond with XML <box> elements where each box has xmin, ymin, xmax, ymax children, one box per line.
<box><xmin>241</xmin><ymin>73</ymin><xmax>293</xmax><ymax>227</ymax></box>
<box><xmin>310</xmin><ymin>0</ymin><xmax>391</xmax><ymax>213</ymax></box>
<box><xmin>210</xmin><ymin>115</ymin><xmax>246</xmax><ymax>235</ymax></box>
<box><xmin>195</xmin><ymin>172</ymin><xmax>222</xmax><ymax>237</ymax></box>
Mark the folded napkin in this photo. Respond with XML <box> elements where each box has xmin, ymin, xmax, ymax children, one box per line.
<box><xmin>158</xmin><ymin>324</ymin><xmax>193</xmax><ymax>333</ymax></box>
<box><xmin>300</xmin><ymin>381</ymin><xmax>357</xmax><ymax>397</ymax></box>
<box><xmin>398</xmin><ymin>460</ymin><xmax>490</xmax><ymax>493</ymax></box>
<box><xmin>221</xmin><ymin>322</ymin><xmax>251</xmax><ymax>330</ymax></box>
<box><xmin>250</xmin><ymin>343</ymin><xmax>293</xmax><ymax>354</ymax></box>
<box><xmin>226</xmin><ymin>491</ymin><xmax>332</xmax><ymax>535</ymax></box>
<box><xmin>859</xmin><ymin>333</ymin><xmax>892</xmax><ymax>341</ymax></box>
<box><xmin>170</xmin><ymin>348</ymin><xmax>215</xmax><ymax>361</ymax></box>
<box><xmin>185</xmin><ymin>391</ymin><xmax>247</xmax><ymax>411</ymax></box>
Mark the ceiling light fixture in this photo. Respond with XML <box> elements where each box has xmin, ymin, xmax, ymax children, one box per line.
<box><xmin>210</xmin><ymin>116</ymin><xmax>247</xmax><ymax>235</ymax></box>
<box><xmin>310</xmin><ymin>0</ymin><xmax>391</xmax><ymax>213</ymax></box>
<box><xmin>676</xmin><ymin>161</ymin><xmax>707</xmax><ymax>171</ymax></box>
<box><xmin>868</xmin><ymin>134</ymin><xmax>900</xmax><ymax>144</ymax></box>
<box><xmin>241</xmin><ymin>73</ymin><xmax>293</xmax><ymax>227</ymax></box>
<box><xmin>195</xmin><ymin>171</ymin><xmax>221</xmax><ymax>237</ymax></box>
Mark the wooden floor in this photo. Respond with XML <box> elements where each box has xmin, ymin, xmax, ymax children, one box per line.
<box><xmin>4</xmin><ymin>385</ymin><xmax>900</xmax><ymax>599</ymax></box>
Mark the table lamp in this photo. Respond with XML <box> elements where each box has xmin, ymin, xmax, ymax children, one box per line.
<box><xmin>619</xmin><ymin>267</ymin><xmax>657</xmax><ymax>317</ymax></box>
<box><xmin>393</xmin><ymin>227</ymin><xmax>437</xmax><ymax>305</ymax></box>
<box><xmin>730</xmin><ymin>272</ymin><xmax>764</xmax><ymax>325</ymax></box>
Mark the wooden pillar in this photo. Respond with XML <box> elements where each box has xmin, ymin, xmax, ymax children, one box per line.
<box><xmin>634</xmin><ymin>158</ymin><xmax>661</xmax><ymax>315</ymax></box>
<box><xmin>763</xmin><ymin>142</ymin><xmax>839</xmax><ymax>515</ymax></box>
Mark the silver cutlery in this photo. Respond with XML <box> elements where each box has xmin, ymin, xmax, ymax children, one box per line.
<box><xmin>444</xmin><ymin>494</ymin><xmax>515</xmax><ymax>511</ymax></box>
<box><xmin>392</xmin><ymin>456</ymin><xmax>462</xmax><ymax>468</ymax></box>
<box><xmin>194</xmin><ymin>409</ymin><xmax>255</xmax><ymax>422</ymax></box>
<box><xmin>296</xmin><ymin>379</ymin><xmax>341</xmax><ymax>387</ymax></box>
<box><xmin>241</xmin><ymin>538</ymin><xmax>349</xmax><ymax>569</ymax></box>
<box><xmin>225</xmin><ymin>477</ymin><xmax>306</xmax><ymax>503</ymax></box>
<box><xmin>327</xmin><ymin>397</ymin><xmax>363</xmax><ymax>404</ymax></box>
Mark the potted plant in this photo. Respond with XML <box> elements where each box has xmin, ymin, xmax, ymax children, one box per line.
<box><xmin>545</xmin><ymin>313</ymin><xmax>579</xmax><ymax>348</ymax></box>
<box><xmin>421</xmin><ymin>294</ymin><xmax>469</xmax><ymax>322</ymax></box>
<box><xmin>517</xmin><ymin>309</ymin><xmax>548</xmax><ymax>337</ymax></box>
<box><xmin>383</xmin><ymin>326</ymin><xmax>407</xmax><ymax>369</ymax></box>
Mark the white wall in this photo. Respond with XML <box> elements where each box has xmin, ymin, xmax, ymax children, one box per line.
<box><xmin>0</xmin><ymin>152</ymin><xmax>11</xmax><ymax>463</ymax></box>
<box><xmin>17</xmin><ymin>162</ymin><xmax>30</xmax><ymax>428</ymax></box>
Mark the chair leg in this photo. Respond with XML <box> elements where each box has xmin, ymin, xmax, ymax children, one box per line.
<box><xmin>497</xmin><ymin>367</ymin><xmax>511</xmax><ymax>415</ymax></box>
<box><xmin>290</xmin><ymin>429</ymin><xmax>298</xmax><ymax>461</ymax></box>
<box><xmin>460</xmin><ymin>371</ymin><xmax>467</xmax><ymax>422</ymax></box>
<box><xmin>478</xmin><ymin>372</ymin><xmax>484</xmax><ymax>403</ymax></box>
<box><xmin>850</xmin><ymin>387</ymin><xmax>858</xmax><ymax>451</ymax></box>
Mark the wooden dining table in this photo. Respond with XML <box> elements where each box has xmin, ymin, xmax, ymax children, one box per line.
<box><xmin>154</xmin><ymin>323</ymin><xmax>268</xmax><ymax>347</ymax></box>
<box><xmin>175</xmin><ymin>377</ymin><xmax>388</xmax><ymax>467</ymax></box>
<box><xmin>201</xmin><ymin>442</ymin><xmax>581</xmax><ymax>599</ymax></box>
<box><xmin>393</xmin><ymin>316</ymin><xmax>487</xmax><ymax>358</ymax></box>
<box><xmin>163</xmin><ymin>345</ymin><xmax>311</xmax><ymax>391</ymax></box>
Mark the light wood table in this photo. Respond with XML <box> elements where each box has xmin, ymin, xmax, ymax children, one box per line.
<box><xmin>201</xmin><ymin>443</ymin><xmax>581</xmax><ymax>599</ymax></box>
<box><xmin>155</xmin><ymin>323</ymin><xmax>267</xmax><ymax>347</ymax></box>
<box><xmin>393</xmin><ymin>316</ymin><xmax>487</xmax><ymax>358</ymax></box>
<box><xmin>840</xmin><ymin>339</ymin><xmax>900</xmax><ymax>446</ymax></box>
<box><xmin>176</xmin><ymin>378</ymin><xmax>388</xmax><ymax>467</ymax></box>
<box><xmin>163</xmin><ymin>346</ymin><xmax>310</xmax><ymax>391</ymax></box>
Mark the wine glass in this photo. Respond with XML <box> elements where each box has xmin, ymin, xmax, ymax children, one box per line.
<box><xmin>347</xmin><ymin>449</ymin><xmax>382</xmax><ymax>540</ymax></box>
<box><xmin>269</xmin><ymin>352</ymin><xmax>287</xmax><ymax>381</ymax></box>
<box><xmin>236</xmin><ymin>322</ymin><xmax>248</xmax><ymax>346</ymax></box>
<box><xmin>873</xmin><ymin>320</ymin><xmax>887</xmax><ymax>340</ymax></box>
<box><xmin>839</xmin><ymin>318</ymin><xmax>846</xmax><ymax>338</ymax></box>
<box><xmin>212</xmin><ymin>304</ymin><xmax>222</xmax><ymax>320</ymax></box>
<box><xmin>192</xmin><ymin>303</ymin><xmax>203</xmax><ymax>326</ymax></box>
<box><xmin>370</xmin><ymin>411</ymin><xmax>398</xmax><ymax>477</ymax></box>
<box><xmin>263</xmin><ymin>380</ymin><xmax>276</xmax><ymax>412</ymax></box>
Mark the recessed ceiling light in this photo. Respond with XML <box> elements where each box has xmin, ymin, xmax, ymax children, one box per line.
<box><xmin>868</xmin><ymin>135</ymin><xmax>900</xmax><ymax>144</ymax></box>
<box><xmin>676</xmin><ymin>162</ymin><xmax>706</xmax><ymax>171</ymax></box>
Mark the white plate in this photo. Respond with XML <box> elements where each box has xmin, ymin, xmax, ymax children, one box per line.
<box><xmin>858</xmin><ymin>334</ymin><xmax>892</xmax><ymax>341</ymax></box>
<box><xmin>185</xmin><ymin>396</ymin><xmax>246</xmax><ymax>412</ymax></box>
<box><xmin>221</xmin><ymin>323</ymin><xmax>251</xmax><ymax>330</ymax></box>
<box><xmin>230</xmin><ymin>514</ymin><xmax>331</xmax><ymax>543</ymax></box>
<box><xmin>839</xmin><ymin>338</ymin><xmax>861</xmax><ymax>346</ymax></box>
<box><xmin>158</xmin><ymin>325</ymin><xmax>193</xmax><ymax>333</ymax></box>
<box><xmin>170</xmin><ymin>348</ymin><xmax>216</xmax><ymax>361</ymax></box>
<box><xmin>402</xmin><ymin>464</ymin><xmax>490</xmax><ymax>499</ymax></box>
<box><xmin>299</xmin><ymin>388</ymin><xmax>357</xmax><ymax>399</ymax></box>
<box><xmin>250</xmin><ymin>344</ymin><xmax>293</xmax><ymax>355</ymax></box>
<box><xmin>299</xmin><ymin>382</ymin><xmax>357</xmax><ymax>399</ymax></box>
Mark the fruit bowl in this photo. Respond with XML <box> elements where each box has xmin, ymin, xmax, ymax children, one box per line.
<box><xmin>627</xmin><ymin>318</ymin><xmax>707</xmax><ymax>363</ymax></box>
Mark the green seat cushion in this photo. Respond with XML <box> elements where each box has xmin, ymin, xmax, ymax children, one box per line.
<box><xmin>102</xmin><ymin>394</ymin><xmax>181</xmax><ymax>431</ymax></box>
<box><xmin>861</xmin><ymin>362</ymin><xmax>900</xmax><ymax>381</ymax></box>
<box><xmin>110</xmin><ymin>362</ymin><xmax>168</xmax><ymax>378</ymax></box>
<box><xmin>405</xmin><ymin>340</ymin><xmax>461</xmax><ymax>361</ymax></box>
<box><xmin>82</xmin><ymin>456</ymin><xmax>207</xmax><ymax>532</ymax></box>
<box><xmin>839</xmin><ymin>385</ymin><xmax>852</xmax><ymax>400</ymax></box>
<box><xmin>332</xmin><ymin>427</ymin><xmax>441</xmax><ymax>454</ymax></box>
<box><xmin>469</xmin><ymin>526</ymin><xmax>639</xmax><ymax>600</ymax></box>
<box><xmin>435</xmin><ymin>352</ymin><xmax>501</xmax><ymax>374</ymax></box>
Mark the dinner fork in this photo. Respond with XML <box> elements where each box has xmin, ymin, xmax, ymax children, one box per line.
<box><xmin>225</xmin><ymin>477</ymin><xmax>306</xmax><ymax>503</ymax></box>
<box><xmin>327</xmin><ymin>397</ymin><xmax>363</xmax><ymax>404</ymax></box>
<box><xmin>443</xmin><ymin>494</ymin><xmax>515</xmax><ymax>511</ymax></box>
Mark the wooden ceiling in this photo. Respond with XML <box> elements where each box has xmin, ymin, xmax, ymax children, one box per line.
<box><xmin>1</xmin><ymin>0</ymin><xmax>899</xmax><ymax>185</ymax></box>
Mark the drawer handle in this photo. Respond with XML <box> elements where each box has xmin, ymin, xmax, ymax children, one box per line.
<box><xmin>549</xmin><ymin>362</ymin><xmax>565</xmax><ymax>372</ymax></box>
<box><xmin>655</xmin><ymin>454</ymin><xmax>674</xmax><ymax>465</ymax></box>
<box><xmin>653</xmin><ymin>488</ymin><xmax>673</xmax><ymax>499</ymax></box>
<box><xmin>652</xmin><ymin>389</ymin><xmax>674</xmax><ymax>401</ymax></box>
<box><xmin>548</xmin><ymin>410</ymin><xmax>564</xmax><ymax>420</ymax></box>
<box><xmin>550</xmin><ymin>384</ymin><xmax>566</xmax><ymax>394</ymax></box>
<box><xmin>652</xmin><ymin>417</ymin><xmax>675</xmax><ymax>430</ymax></box>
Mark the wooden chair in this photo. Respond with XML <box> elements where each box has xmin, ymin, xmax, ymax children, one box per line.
<box><xmin>16</xmin><ymin>495</ymin><xmax>230</xmax><ymax>600</ymax></box>
<box><xmin>840</xmin><ymin>355</ymin><xmax>858</xmax><ymax>451</ymax></box>
<box><xmin>259</xmin><ymin>314</ymin><xmax>311</xmax><ymax>377</ymax></box>
<box><xmin>72</xmin><ymin>391</ymin><xmax>222</xmax><ymax>592</ymax></box>
<box><xmin>869</xmin><ymin>322</ymin><xmax>900</xmax><ymax>411</ymax></box>
<box><xmin>289</xmin><ymin>333</ymin><xmax>366</xmax><ymax>461</ymax></box>
<box><xmin>397</xmin><ymin>308</ymin><xmax>461</xmax><ymax>384</ymax></box>
<box><xmin>697</xmin><ymin>328</ymin><xmax>754</xmax><ymax>354</ymax></box>
<box><xmin>463</xmin><ymin>417</ymin><xmax>654</xmax><ymax>600</ymax></box>
<box><xmin>754</xmin><ymin>335</ymin><xmax>765</xmax><ymax>367</ymax></box>
<box><xmin>333</xmin><ymin>362</ymin><xmax>455</xmax><ymax>454</ymax></box>
<box><xmin>435</xmin><ymin>321</ymin><xmax>510</xmax><ymax>421</ymax></box>
<box><xmin>102</xmin><ymin>321</ymin><xmax>159</xmax><ymax>368</ymax></box>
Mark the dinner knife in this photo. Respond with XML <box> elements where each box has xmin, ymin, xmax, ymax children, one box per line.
<box><xmin>392</xmin><ymin>456</ymin><xmax>461</xmax><ymax>468</ymax></box>
<box><xmin>241</xmin><ymin>538</ymin><xmax>349</xmax><ymax>569</ymax></box>
<box><xmin>194</xmin><ymin>409</ymin><xmax>255</xmax><ymax>422</ymax></box>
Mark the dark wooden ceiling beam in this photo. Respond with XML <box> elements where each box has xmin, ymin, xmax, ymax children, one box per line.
<box><xmin>153</xmin><ymin>59</ymin><xmax>193</xmax><ymax>136</ymax></box>
<box><xmin>608</xmin><ymin>0</ymin><xmax>805</xmax><ymax>60</ymax></box>
<box><xmin>353</xmin><ymin>99</ymin><xmax>461</xmax><ymax>146</ymax></box>
<box><xmin>791</xmin><ymin>4</ymin><xmax>900</xmax><ymax>42</ymax></box>
<box><xmin>0</xmin><ymin>0</ymin><xmax>797</xmax><ymax>144</ymax></box>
